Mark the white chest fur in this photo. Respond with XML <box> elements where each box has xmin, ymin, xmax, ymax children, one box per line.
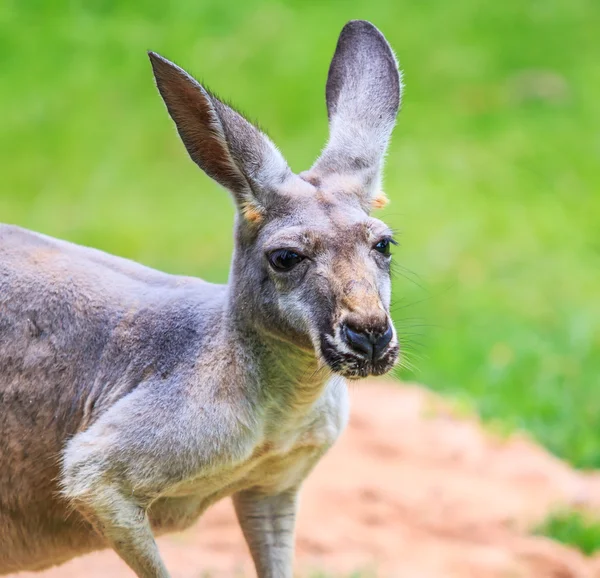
<box><xmin>149</xmin><ymin>377</ymin><xmax>349</xmax><ymax>533</ymax></box>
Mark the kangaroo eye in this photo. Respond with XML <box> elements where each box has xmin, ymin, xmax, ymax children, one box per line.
<box><xmin>268</xmin><ymin>249</ymin><xmax>304</xmax><ymax>272</ymax></box>
<box><xmin>374</xmin><ymin>238</ymin><xmax>392</xmax><ymax>256</ymax></box>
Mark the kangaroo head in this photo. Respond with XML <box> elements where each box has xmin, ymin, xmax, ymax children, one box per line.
<box><xmin>150</xmin><ymin>20</ymin><xmax>402</xmax><ymax>379</ymax></box>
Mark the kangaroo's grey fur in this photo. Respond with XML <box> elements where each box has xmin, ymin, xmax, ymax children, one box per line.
<box><xmin>0</xmin><ymin>20</ymin><xmax>402</xmax><ymax>578</ymax></box>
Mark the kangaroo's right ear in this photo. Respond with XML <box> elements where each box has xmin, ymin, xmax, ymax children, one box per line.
<box><xmin>149</xmin><ymin>52</ymin><xmax>291</xmax><ymax>222</ymax></box>
<box><xmin>306</xmin><ymin>21</ymin><xmax>402</xmax><ymax>212</ymax></box>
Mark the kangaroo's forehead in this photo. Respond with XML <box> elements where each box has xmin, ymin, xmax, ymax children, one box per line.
<box><xmin>261</xmin><ymin>190</ymin><xmax>391</xmax><ymax>250</ymax></box>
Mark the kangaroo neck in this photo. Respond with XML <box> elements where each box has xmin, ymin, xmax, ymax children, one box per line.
<box><xmin>224</xmin><ymin>287</ymin><xmax>331</xmax><ymax>421</ymax></box>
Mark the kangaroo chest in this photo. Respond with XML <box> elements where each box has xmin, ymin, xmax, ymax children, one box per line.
<box><xmin>148</xmin><ymin>446</ymin><xmax>322</xmax><ymax>535</ymax></box>
<box><xmin>149</xmin><ymin>386</ymin><xmax>349</xmax><ymax>534</ymax></box>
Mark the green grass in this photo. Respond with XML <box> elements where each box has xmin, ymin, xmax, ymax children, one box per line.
<box><xmin>1</xmin><ymin>1</ymin><xmax>599</xmax><ymax>465</ymax></box>
<box><xmin>535</xmin><ymin>510</ymin><xmax>600</xmax><ymax>556</ymax></box>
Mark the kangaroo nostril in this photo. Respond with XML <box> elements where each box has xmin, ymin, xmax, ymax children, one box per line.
<box><xmin>373</xmin><ymin>324</ymin><xmax>394</xmax><ymax>359</ymax></box>
<box><xmin>342</xmin><ymin>324</ymin><xmax>374</xmax><ymax>359</ymax></box>
<box><xmin>342</xmin><ymin>321</ymin><xmax>394</xmax><ymax>361</ymax></box>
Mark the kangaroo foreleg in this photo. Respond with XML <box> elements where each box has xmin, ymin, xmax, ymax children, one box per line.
<box><xmin>72</xmin><ymin>483</ymin><xmax>170</xmax><ymax>578</ymax></box>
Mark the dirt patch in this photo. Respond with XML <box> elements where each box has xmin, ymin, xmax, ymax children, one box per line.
<box><xmin>9</xmin><ymin>381</ymin><xmax>600</xmax><ymax>577</ymax></box>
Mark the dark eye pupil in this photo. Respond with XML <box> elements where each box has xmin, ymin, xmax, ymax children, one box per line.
<box><xmin>375</xmin><ymin>239</ymin><xmax>391</xmax><ymax>255</ymax></box>
<box><xmin>269</xmin><ymin>250</ymin><xmax>303</xmax><ymax>271</ymax></box>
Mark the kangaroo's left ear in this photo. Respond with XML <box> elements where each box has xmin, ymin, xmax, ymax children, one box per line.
<box><xmin>306</xmin><ymin>20</ymin><xmax>402</xmax><ymax>212</ymax></box>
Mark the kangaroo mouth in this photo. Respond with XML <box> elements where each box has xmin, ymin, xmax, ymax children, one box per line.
<box><xmin>319</xmin><ymin>334</ymin><xmax>400</xmax><ymax>379</ymax></box>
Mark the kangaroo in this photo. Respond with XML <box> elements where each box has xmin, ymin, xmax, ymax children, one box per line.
<box><xmin>0</xmin><ymin>20</ymin><xmax>402</xmax><ymax>578</ymax></box>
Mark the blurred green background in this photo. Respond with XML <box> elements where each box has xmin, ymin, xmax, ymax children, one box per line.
<box><xmin>1</xmin><ymin>1</ymin><xmax>598</xmax><ymax>466</ymax></box>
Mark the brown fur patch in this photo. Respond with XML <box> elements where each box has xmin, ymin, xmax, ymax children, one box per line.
<box><xmin>298</xmin><ymin>171</ymin><xmax>321</xmax><ymax>187</ymax></box>
<box><xmin>371</xmin><ymin>192</ymin><xmax>389</xmax><ymax>209</ymax></box>
<box><xmin>250</xmin><ymin>441</ymin><xmax>275</xmax><ymax>460</ymax></box>
<box><xmin>241</xmin><ymin>203</ymin><xmax>264</xmax><ymax>224</ymax></box>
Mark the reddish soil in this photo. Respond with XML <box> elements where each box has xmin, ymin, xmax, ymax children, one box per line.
<box><xmin>9</xmin><ymin>381</ymin><xmax>600</xmax><ymax>577</ymax></box>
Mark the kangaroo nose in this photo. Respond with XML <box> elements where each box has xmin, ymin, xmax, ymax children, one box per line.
<box><xmin>342</xmin><ymin>322</ymin><xmax>393</xmax><ymax>360</ymax></box>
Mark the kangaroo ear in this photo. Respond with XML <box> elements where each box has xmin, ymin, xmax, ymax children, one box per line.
<box><xmin>149</xmin><ymin>52</ymin><xmax>290</xmax><ymax>222</ymax></box>
<box><xmin>307</xmin><ymin>21</ymin><xmax>402</xmax><ymax>212</ymax></box>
